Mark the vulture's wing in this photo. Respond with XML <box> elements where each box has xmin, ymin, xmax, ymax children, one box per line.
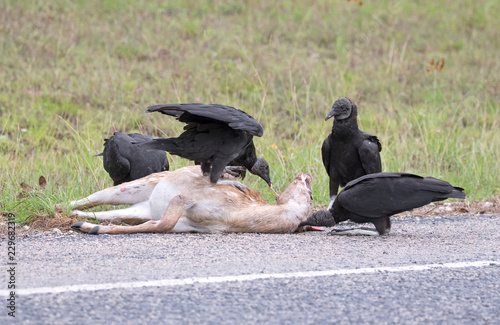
<box><xmin>321</xmin><ymin>136</ymin><xmax>331</xmax><ymax>176</ymax></box>
<box><xmin>338</xmin><ymin>173</ymin><xmax>464</xmax><ymax>219</ymax></box>
<box><xmin>146</xmin><ymin>103</ymin><xmax>264</xmax><ymax>137</ymax></box>
<box><xmin>101</xmin><ymin>133</ymin><xmax>132</xmax><ymax>183</ymax></box>
<box><xmin>126</xmin><ymin>133</ymin><xmax>153</xmax><ymax>142</ymax></box>
<box><xmin>358</xmin><ymin>133</ymin><xmax>382</xmax><ymax>174</ymax></box>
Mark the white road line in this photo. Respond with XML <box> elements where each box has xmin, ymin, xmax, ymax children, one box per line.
<box><xmin>4</xmin><ymin>260</ymin><xmax>499</xmax><ymax>296</ymax></box>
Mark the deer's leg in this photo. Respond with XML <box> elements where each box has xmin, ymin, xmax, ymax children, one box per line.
<box><xmin>63</xmin><ymin>181</ymin><xmax>157</xmax><ymax>210</ymax></box>
<box><xmin>71</xmin><ymin>201</ymin><xmax>152</xmax><ymax>224</ymax></box>
<box><xmin>72</xmin><ymin>195</ymin><xmax>191</xmax><ymax>235</ymax></box>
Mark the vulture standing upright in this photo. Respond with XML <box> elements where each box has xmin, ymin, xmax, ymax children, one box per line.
<box><xmin>322</xmin><ymin>97</ymin><xmax>382</xmax><ymax>209</ymax></box>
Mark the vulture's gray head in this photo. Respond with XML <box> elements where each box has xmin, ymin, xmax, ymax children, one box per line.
<box><xmin>250</xmin><ymin>157</ymin><xmax>272</xmax><ymax>187</ymax></box>
<box><xmin>325</xmin><ymin>97</ymin><xmax>355</xmax><ymax>121</ymax></box>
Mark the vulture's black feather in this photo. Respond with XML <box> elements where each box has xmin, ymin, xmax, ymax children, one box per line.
<box><xmin>322</xmin><ymin>97</ymin><xmax>382</xmax><ymax>209</ymax></box>
<box><xmin>138</xmin><ymin>103</ymin><xmax>271</xmax><ymax>186</ymax></box>
<box><xmin>98</xmin><ymin>132</ymin><xmax>169</xmax><ymax>185</ymax></box>
<box><xmin>300</xmin><ymin>172</ymin><xmax>466</xmax><ymax>235</ymax></box>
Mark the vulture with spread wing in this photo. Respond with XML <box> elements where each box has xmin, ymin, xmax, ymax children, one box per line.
<box><xmin>139</xmin><ymin>103</ymin><xmax>272</xmax><ymax>188</ymax></box>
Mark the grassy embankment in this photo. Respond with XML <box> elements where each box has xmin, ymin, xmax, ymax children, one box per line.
<box><xmin>1</xmin><ymin>0</ymin><xmax>499</xmax><ymax>222</ymax></box>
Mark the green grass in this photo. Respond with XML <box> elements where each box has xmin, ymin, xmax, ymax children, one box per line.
<box><xmin>1</xmin><ymin>0</ymin><xmax>499</xmax><ymax>223</ymax></box>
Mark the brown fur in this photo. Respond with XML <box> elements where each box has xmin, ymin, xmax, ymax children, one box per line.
<box><xmin>67</xmin><ymin>166</ymin><xmax>312</xmax><ymax>235</ymax></box>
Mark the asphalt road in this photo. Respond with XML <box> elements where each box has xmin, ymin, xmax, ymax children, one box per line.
<box><xmin>1</xmin><ymin>214</ymin><xmax>499</xmax><ymax>324</ymax></box>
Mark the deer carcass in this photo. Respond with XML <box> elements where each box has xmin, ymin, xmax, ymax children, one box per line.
<box><xmin>68</xmin><ymin>166</ymin><xmax>313</xmax><ymax>235</ymax></box>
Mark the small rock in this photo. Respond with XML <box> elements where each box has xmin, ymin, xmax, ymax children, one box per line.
<box><xmin>52</xmin><ymin>228</ymin><xmax>62</xmax><ymax>235</ymax></box>
<box><xmin>482</xmin><ymin>202</ymin><xmax>493</xmax><ymax>209</ymax></box>
<box><xmin>23</xmin><ymin>225</ymin><xmax>30</xmax><ymax>230</ymax></box>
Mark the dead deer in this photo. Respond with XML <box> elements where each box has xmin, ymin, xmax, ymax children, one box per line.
<box><xmin>67</xmin><ymin>166</ymin><xmax>313</xmax><ymax>235</ymax></box>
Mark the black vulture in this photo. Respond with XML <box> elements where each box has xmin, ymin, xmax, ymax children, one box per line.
<box><xmin>300</xmin><ymin>172</ymin><xmax>466</xmax><ymax>236</ymax></box>
<box><xmin>322</xmin><ymin>97</ymin><xmax>382</xmax><ymax>209</ymax></box>
<box><xmin>138</xmin><ymin>103</ymin><xmax>273</xmax><ymax>189</ymax></box>
<box><xmin>97</xmin><ymin>132</ymin><xmax>169</xmax><ymax>185</ymax></box>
